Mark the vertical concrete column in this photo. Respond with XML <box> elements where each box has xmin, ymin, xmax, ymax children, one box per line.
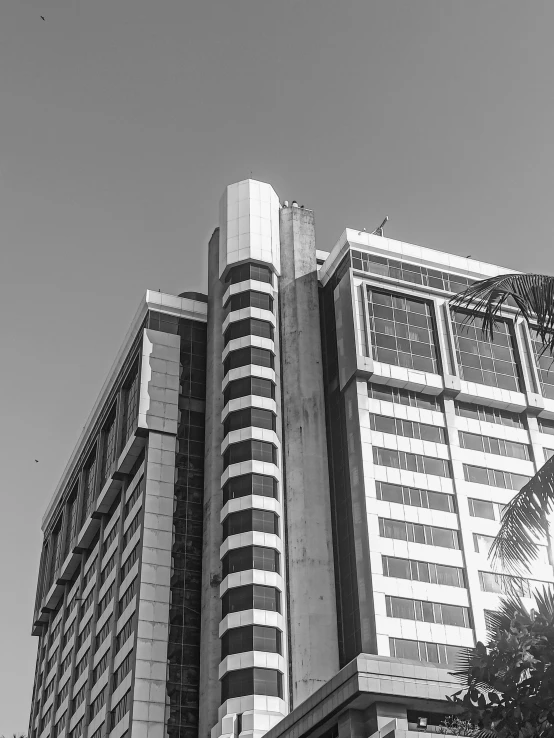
<box><xmin>279</xmin><ymin>205</ymin><xmax>340</xmax><ymax>706</ymax></box>
<box><xmin>199</xmin><ymin>228</ymin><xmax>226</xmax><ymax>738</ymax></box>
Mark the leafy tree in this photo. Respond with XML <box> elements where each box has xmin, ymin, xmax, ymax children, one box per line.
<box><xmin>449</xmin><ymin>590</ymin><xmax>554</xmax><ymax>738</ymax></box>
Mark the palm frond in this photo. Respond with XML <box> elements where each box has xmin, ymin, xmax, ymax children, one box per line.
<box><xmin>533</xmin><ymin>584</ymin><xmax>554</xmax><ymax>619</ymax></box>
<box><xmin>449</xmin><ymin>273</ymin><xmax>554</xmax><ymax>354</ymax></box>
<box><xmin>489</xmin><ymin>456</ymin><xmax>554</xmax><ymax>574</ymax></box>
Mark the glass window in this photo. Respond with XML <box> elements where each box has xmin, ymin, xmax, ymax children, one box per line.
<box><xmin>223</xmin><ymin>440</ymin><xmax>277</xmax><ymax>469</ymax></box>
<box><xmin>224</xmin><ymin>346</ymin><xmax>274</xmax><ymax>374</ymax></box>
<box><xmin>368</xmin><ymin>383</ymin><xmax>441</xmax><ymax>411</ymax></box>
<box><xmin>460</xmin><ymin>431</ymin><xmax>530</xmax><ymax>460</ymax></box>
<box><xmin>225</xmin><ymin>263</ymin><xmax>273</xmax><ymax>285</ymax></box>
<box><xmin>225</xmin><ymin>290</ymin><xmax>274</xmax><ymax>315</ymax></box>
<box><xmin>222</xmin><ymin>546</ymin><xmax>279</xmax><ymax>577</ymax></box>
<box><xmin>222</xmin><ymin>585</ymin><xmax>280</xmax><ymax>616</ymax></box>
<box><xmin>224</xmin><ymin>408</ymin><xmax>275</xmax><ymax>436</ymax></box>
<box><xmin>223</xmin><ymin>474</ymin><xmax>278</xmax><ymax>503</ymax></box>
<box><xmin>370</xmin><ymin>414</ymin><xmax>446</xmax><ymax>444</ymax></box>
<box><xmin>463</xmin><ymin>464</ymin><xmax>530</xmax><ymax>491</ymax></box>
<box><xmin>451</xmin><ymin>311</ymin><xmax>521</xmax><ymax>391</ymax></box>
<box><xmin>455</xmin><ymin>401</ymin><xmax>525</xmax><ymax>427</ymax></box>
<box><xmin>383</xmin><ymin>556</ymin><xmax>465</xmax><ymax>587</ymax></box>
<box><xmin>367</xmin><ymin>289</ymin><xmax>440</xmax><ymax>374</ymax></box>
<box><xmin>468</xmin><ymin>498</ymin><xmax>496</xmax><ymax>520</ymax></box>
<box><xmin>386</xmin><ymin>597</ymin><xmax>471</xmax><ymax>628</ymax></box>
<box><xmin>376</xmin><ymin>481</ymin><xmax>455</xmax><ymax>512</ymax></box>
<box><xmin>373</xmin><ymin>448</ymin><xmax>451</xmax><ymax>478</ymax></box>
<box><xmin>221</xmin><ymin>625</ymin><xmax>281</xmax><ymax>657</ymax></box>
<box><xmin>529</xmin><ymin>328</ymin><xmax>554</xmax><ymax>400</ymax></box>
<box><xmin>221</xmin><ymin>668</ymin><xmax>282</xmax><ymax>701</ymax></box>
<box><xmin>379</xmin><ymin>518</ymin><xmax>460</xmax><ymax>549</ymax></box>
<box><xmin>224</xmin><ymin>318</ymin><xmax>274</xmax><ymax>346</ymax></box>
<box><xmin>224</xmin><ymin>377</ymin><xmax>275</xmax><ymax>404</ymax></box>
<box><xmin>223</xmin><ymin>510</ymin><xmax>278</xmax><ymax>539</ymax></box>
<box><xmin>473</xmin><ymin>533</ymin><xmax>496</xmax><ymax>555</ymax></box>
<box><xmin>538</xmin><ymin>417</ymin><xmax>554</xmax><ymax>436</ymax></box>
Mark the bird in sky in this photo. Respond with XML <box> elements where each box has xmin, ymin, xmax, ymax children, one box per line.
<box><xmin>41</xmin><ymin>16</ymin><xmax>45</xmax><ymax>20</ymax></box>
<box><xmin>35</xmin><ymin>459</ymin><xmax>39</xmax><ymax>463</ymax></box>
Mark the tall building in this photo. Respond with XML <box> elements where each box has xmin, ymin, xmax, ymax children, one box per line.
<box><xmin>28</xmin><ymin>179</ymin><xmax>554</xmax><ymax>738</ymax></box>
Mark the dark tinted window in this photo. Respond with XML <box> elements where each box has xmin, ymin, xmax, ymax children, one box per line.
<box><xmin>222</xmin><ymin>546</ymin><xmax>280</xmax><ymax>576</ymax></box>
<box><xmin>221</xmin><ymin>625</ymin><xmax>282</xmax><ymax>657</ymax></box>
<box><xmin>223</xmin><ymin>440</ymin><xmax>277</xmax><ymax>469</ymax></box>
<box><xmin>224</xmin><ymin>378</ymin><xmax>275</xmax><ymax>404</ymax></box>
<box><xmin>224</xmin><ymin>347</ymin><xmax>274</xmax><ymax>374</ymax></box>
<box><xmin>224</xmin><ymin>408</ymin><xmax>276</xmax><ymax>436</ymax></box>
<box><xmin>223</xmin><ymin>474</ymin><xmax>278</xmax><ymax>503</ymax></box>
<box><xmin>225</xmin><ymin>291</ymin><xmax>273</xmax><ymax>314</ymax></box>
<box><xmin>221</xmin><ymin>585</ymin><xmax>280</xmax><ymax>616</ymax></box>
<box><xmin>223</xmin><ymin>510</ymin><xmax>279</xmax><ymax>539</ymax></box>
<box><xmin>221</xmin><ymin>668</ymin><xmax>283</xmax><ymax>701</ymax></box>
<box><xmin>226</xmin><ymin>263</ymin><xmax>273</xmax><ymax>285</ymax></box>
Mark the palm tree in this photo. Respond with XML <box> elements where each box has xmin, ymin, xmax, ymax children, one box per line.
<box><xmin>450</xmin><ymin>273</ymin><xmax>554</xmax><ymax>575</ymax></box>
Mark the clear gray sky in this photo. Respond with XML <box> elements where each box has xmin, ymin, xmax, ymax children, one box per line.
<box><xmin>1</xmin><ymin>0</ymin><xmax>553</xmax><ymax>731</ymax></box>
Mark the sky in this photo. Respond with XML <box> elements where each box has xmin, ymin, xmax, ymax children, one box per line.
<box><xmin>1</xmin><ymin>0</ymin><xmax>554</xmax><ymax>731</ymax></box>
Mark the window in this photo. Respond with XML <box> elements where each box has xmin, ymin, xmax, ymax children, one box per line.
<box><xmin>370</xmin><ymin>413</ymin><xmax>446</xmax><ymax>443</ymax></box>
<box><xmin>351</xmin><ymin>250</ymin><xmax>473</xmax><ymax>293</ymax></box>
<box><xmin>386</xmin><ymin>596</ymin><xmax>471</xmax><ymax>628</ymax></box>
<box><xmin>224</xmin><ymin>408</ymin><xmax>276</xmax><ymax>436</ymax></box>
<box><xmin>468</xmin><ymin>498</ymin><xmax>504</xmax><ymax>521</ymax></box>
<box><xmin>544</xmin><ymin>448</ymin><xmax>554</xmax><ymax>462</ymax></box>
<box><xmin>148</xmin><ymin>310</ymin><xmax>179</xmax><ymax>334</ymax></box>
<box><xmin>116</xmin><ymin>616</ymin><xmax>135</xmax><ymax>653</ymax></box>
<box><xmin>479</xmin><ymin>571</ymin><xmax>531</xmax><ymax>597</ymax></box>
<box><xmin>124</xmin><ymin>476</ymin><xmax>145</xmax><ymax>519</ymax></box>
<box><xmin>538</xmin><ymin>417</ymin><xmax>554</xmax><ymax>436</ymax></box>
<box><xmin>529</xmin><ymin>328</ymin><xmax>554</xmax><ymax>399</ymax></box>
<box><xmin>100</xmin><ymin>552</ymin><xmax>117</xmax><ymax>586</ymax></box>
<box><xmin>92</xmin><ymin>652</ymin><xmax>110</xmax><ymax>684</ymax></box>
<box><xmin>123</xmin><ymin>511</ymin><xmax>141</xmax><ymax>550</ymax></box>
<box><xmin>451</xmin><ymin>311</ymin><xmax>521</xmax><ymax>391</ymax></box>
<box><xmin>56</xmin><ymin>678</ymin><xmax>71</xmax><ymax>708</ymax></box>
<box><xmin>463</xmin><ymin>464</ymin><xmax>530</xmax><ymax>491</ymax></box>
<box><xmin>122</xmin><ymin>363</ymin><xmax>140</xmax><ymax>444</ymax></box>
<box><xmin>95</xmin><ymin>616</ymin><xmax>113</xmax><ymax>651</ymax></box>
<box><xmin>118</xmin><ymin>578</ymin><xmax>137</xmax><ymax>616</ymax></box>
<box><xmin>225</xmin><ymin>290</ymin><xmax>273</xmax><ymax>314</ymax></box>
<box><xmin>224</xmin><ymin>318</ymin><xmax>274</xmax><ymax>346</ymax></box>
<box><xmin>76</xmin><ymin>619</ymin><xmax>93</xmax><ymax>651</ymax></box>
<box><xmin>221</xmin><ymin>625</ymin><xmax>282</xmax><ymax>657</ymax></box>
<box><xmin>225</xmin><ymin>263</ymin><xmax>273</xmax><ymax>285</ymax></box>
<box><xmin>223</xmin><ymin>440</ymin><xmax>277</xmax><ymax>469</ymax></box>
<box><xmin>223</xmin><ymin>510</ymin><xmax>279</xmax><ymax>539</ymax></box>
<box><xmin>221</xmin><ymin>667</ymin><xmax>283</xmax><ymax>701</ymax></box>
<box><xmin>373</xmin><ymin>447</ymin><xmax>451</xmax><ymax>477</ymax></box>
<box><xmin>101</xmin><ymin>410</ymin><xmax>117</xmax><ymax>486</ymax></box>
<box><xmin>112</xmin><ymin>652</ymin><xmax>132</xmax><ymax>689</ymax></box>
<box><xmin>97</xmin><ymin>584</ymin><xmax>114</xmax><ymax>618</ymax></box>
<box><xmin>120</xmin><ymin>544</ymin><xmax>139</xmax><ymax>582</ymax></box>
<box><xmin>81</xmin><ymin>454</ymin><xmax>97</xmax><ymax>523</ymax></box>
<box><xmin>224</xmin><ymin>347</ymin><xmax>274</xmax><ymax>374</ymax></box>
<box><xmin>110</xmin><ymin>690</ymin><xmax>130</xmax><ymax>730</ymax></box>
<box><xmin>379</xmin><ymin>518</ymin><xmax>460</xmax><ymax>549</ymax></box>
<box><xmin>69</xmin><ymin>719</ymin><xmax>84</xmax><ymax>738</ymax></box>
<box><xmin>376</xmin><ymin>481</ymin><xmax>455</xmax><ymax>512</ymax></box>
<box><xmin>455</xmin><ymin>401</ymin><xmax>524</xmax><ymax>428</ymax></box>
<box><xmin>74</xmin><ymin>650</ymin><xmax>89</xmax><ymax>681</ymax></box>
<box><xmin>367</xmin><ymin>289</ymin><xmax>439</xmax><ymax>374</ymax></box>
<box><xmin>473</xmin><ymin>533</ymin><xmax>496</xmax><ymax>556</ymax></box>
<box><xmin>224</xmin><ymin>377</ymin><xmax>275</xmax><ymax>404</ymax></box>
<box><xmin>368</xmin><ymin>384</ymin><xmax>441</xmax><ymax>411</ymax></box>
<box><xmin>102</xmin><ymin>523</ymin><xmax>119</xmax><ymax>557</ymax></box>
<box><xmin>71</xmin><ymin>683</ymin><xmax>87</xmax><ymax>715</ymax></box>
<box><xmin>382</xmin><ymin>556</ymin><xmax>465</xmax><ymax>587</ymax></box>
<box><xmin>65</xmin><ymin>488</ymin><xmax>79</xmax><ymax>555</ymax></box>
<box><xmin>459</xmin><ymin>431</ymin><xmax>530</xmax><ymax>460</ymax></box>
<box><xmin>223</xmin><ymin>473</ymin><xmax>278</xmax><ymax>503</ymax></box>
<box><xmin>221</xmin><ymin>585</ymin><xmax>280</xmax><ymax>616</ymax></box>
<box><xmin>389</xmin><ymin>637</ymin><xmax>464</xmax><ymax>666</ymax></box>
<box><xmin>222</xmin><ymin>546</ymin><xmax>280</xmax><ymax>576</ymax></box>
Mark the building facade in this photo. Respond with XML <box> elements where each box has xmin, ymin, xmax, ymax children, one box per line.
<box><xmin>28</xmin><ymin>179</ymin><xmax>554</xmax><ymax>738</ymax></box>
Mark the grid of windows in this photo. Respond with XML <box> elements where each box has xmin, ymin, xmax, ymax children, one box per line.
<box><xmin>386</xmin><ymin>595</ymin><xmax>472</xmax><ymax>628</ymax></box>
<box><xmin>221</xmin><ymin>625</ymin><xmax>282</xmax><ymax>658</ymax></box>
<box><xmin>110</xmin><ymin>690</ymin><xmax>130</xmax><ymax>730</ymax></box>
<box><xmin>389</xmin><ymin>637</ymin><xmax>464</xmax><ymax>666</ymax></box>
<box><xmin>367</xmin><ymin>290</ymin><xmax>439</xmax><ymax>374</ymax></box>
<box><xmin>224</xmin><ymin>318</ymin><xmax>274</xmax><ymax>345</ymax></box>
<box><xmin>221</xmin><ymin>585</ymin><xmax>280</xmax><ymax>616</ymax></box>
<box><xmin>376</xmin><ymin>481</ymin><xmax>456</xmax><ymax>512</ymax></box>
<box><xmin>370</xmin><ymin>413</ymin><xmax>446</xmax><ymax>444</ymax></box>
<box><xmin>124</xmin><ymin>476</ymin><xmax>145</xmax><ymax>519</ymax></box>
<box><xmin>122</xmin><ymin>363</ymin><xmax>140</xmax><ymax>447</ymax></box>
<box><xmin>95</xmin><ymin>616</ymin><xmax>113</xmax><ymax>651</ymax></box>
<box><xmin>222</xmin><ymin>546</ymin><xmax>280</xmax><ymax>576</ymax></box>
<box><xmin>468</xmin><ymin>498</ymin><xmax>505</xmax><ymax>521</ymax></box>
<box><xmin>225</xmin><ymin>263</ymin><xmax>273</xmax><ymax>285</ymax></box>
<box><xmin>529</xmin><ymin>328</ymin><xmax>554</xmax><ymax>399</ymax></box>
<box><xmin>224</xmin><ymin>408</ymin><xmax>276</xmax><ymax>436</ymax></box>
<box><xmin>459</xmin><ymin>431</ymin><xmax>531</xmax><ymax>460</ymax></box>
<box><xmin>223</xmin><ymin>440</ymin><xmax>277</xmax><ymax>469</ymax></box>
<box><xmin>463</xmin><ymin>464</ymin><xmax>530</xmax><ymax>491</ymax></box>
<box><xmin>89</xmin><ymin>687</ymin><xmax>106</xmax><ymax>719</ymax></box>
<box><xmin>221</xmin><ymin>668</ymin><xmax>283</xmax><ymax>701</ymax></box>
<box><xmin>223</xmin><ymin>473</ymin><xmax>278</xmax><ymax>503</ymax></box>
<box><xmin>112</xmin><ymin>652</ymin><xmax>132</xmax><ymax>689</ymax></box>
<box><xmin>101</xmin><ymin>411</ymin><xmax>118</xmax><ymax>486</ymax></box>
<box><xmin>225</xmin><ymin>290</ymin><xmax>273</xmax><ymax>314</ymax></box>
<box><xmin>451</xmin><ymin>311</ymin><xmax>521</xmax><ymax>391</ymax></box>
<box><xmin>368</xmin><ymin>383</ymin><xmax>441</xmax><ymax>411</ymax></box>
<box><xmin>351</xmin><ymin>250</ymin><xmax>474</xmax><ymax>293</ymax></box>
<box><xmin>455</xmin><ymin>401</ymin><xmax>524</xmax><ymax>428</ymax></box>
<box><xmin>224</xmin><ymin>346</ymin><xmax>274</xmax><ymax>374</ymax></box>
<box><xmin>223</xmin><ymin>509</ymin><xmax>278</xmax><ymax>539</ymax></box>
<box><xmin>224</xmin><ymin>377</ymin><xmax>275</xmax><ymax>404</ymax></box>
<box><xmin>382</xmin><ymin>556</ymin><xmax>466</xmax><ymax>587</ymax></box>
<box><xmin>379</xmin><ymin>518</ymin><xmax>460</xmax><ymax>549</ymax></box>
<box><xmin>118</xmin><ymin>579</ymin><xmax>137</xmax><ymax>617</ymax></box>
<box><xmin>373</xmin><ymin>447</ymin><xmax>452</xmax><ymax>477</ymax></box>
<box><xmin>81</xmin><ymin>455</ymin><xmax>98</xmax><ymax>523</ymax></box>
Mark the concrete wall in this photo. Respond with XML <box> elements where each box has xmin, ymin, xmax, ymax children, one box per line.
<box><xmin>279</xmin><ymin>205</ymin><xmax>340</xmax><ymax>707</ymax></box>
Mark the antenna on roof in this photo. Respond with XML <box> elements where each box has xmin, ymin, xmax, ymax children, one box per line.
<box><xmin>372</xmin><ymin>216</ymin><xmax>389</xmax><ymax>237</ymax></box>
